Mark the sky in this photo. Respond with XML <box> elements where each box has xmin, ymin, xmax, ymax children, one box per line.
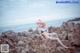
<box><xmin>0</xmin><ymin>0</ymin><xmax>80</xmax><ymax>27</ymax></box>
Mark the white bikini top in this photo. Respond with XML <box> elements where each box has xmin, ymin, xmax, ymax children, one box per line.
<box><xmin>38</xmin><ymin>27</ymin><xmax>48</xmax><ymax>34</ymax></box>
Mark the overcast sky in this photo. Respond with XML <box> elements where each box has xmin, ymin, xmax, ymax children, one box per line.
<box><xmin>0</xmin><ymin>0</ymin><xmax>80</xmax><ymax>27</ymax></box>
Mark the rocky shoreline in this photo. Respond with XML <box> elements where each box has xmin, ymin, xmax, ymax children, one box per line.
<box><xmin>0</xmin><ymin>21</ymin><xmax>80</xmax><ymax>53</ymax></box>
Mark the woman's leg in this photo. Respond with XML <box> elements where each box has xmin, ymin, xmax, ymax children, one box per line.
<box><xmin>57</xmin><ymin>38</ymin><xmax>68</xmax><ymax>48</ymax></box>
<box><xmin>42</xmin><ymin>32</ymin><xmax>49</xmax><ymax>39</ymax></box>
<box><xmin>42</xmin><ymin>32</ymin><xmax>68</xmax><ymax>48</ymax></box>
<box><xmin>40</xmin><ymin>35</ymin><xmax>45</xmax><ymax>41</ymax></box>
<box><xmin>48</xmin><ymin>37</ymin><xmax>68</xmax><ymax>48</ymax></box>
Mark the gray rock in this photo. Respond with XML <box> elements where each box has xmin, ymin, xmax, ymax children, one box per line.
<box><xmin>18</xmin><ymin>40</ymin><xmax>26</xmax><ymax>47</ymax></box>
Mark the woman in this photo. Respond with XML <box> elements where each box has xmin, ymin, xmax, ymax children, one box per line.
<box><xmin>36</xmin><ymin>19</ymin><xmax>48</xmax><ymax>40</ymax></box>
<box><xmin>36</xmin><ymin>19</ymin><xmax>68</xmax><ymax>48</ymax></box>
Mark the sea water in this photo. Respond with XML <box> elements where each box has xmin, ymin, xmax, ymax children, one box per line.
<box><xmin>0</xmin><ymin>18</ymin><xmax>79</xmax><ymax>33</ymax></box>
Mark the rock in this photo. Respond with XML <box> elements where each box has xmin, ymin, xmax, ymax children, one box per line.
<box><xmin>48</xmin><ymin>26</ymin><xmax>54</xmax><ymax>33</ymax></box>
<box><xmin>55</xmin><ymin>46</ymin><xmax>76</xmax><ymax>53</ymax></box>
<box><xmin>61</xmin><ymin>31</ymin><xmax>68</xmax><ymax>40</ymax></box>
<box><xmin>1</xmin><ymin>30</ymin><xmax>14</xmax><ymax>38</ymax></box>
<box><xmin>0</xmin><ymin>20</ymin><xmax>80</xmax><ymax>53</ymax></box>
<box><xmin>9</xmin><ymin>33</ymin><xmax>19</xmax><ymax>42</ymax></box>
<box><xmin>18</xmin><ymin>40</ymin><xmax>26</xmax><ymax>47</ymax></box>
<box><xmin>67</xmin><ymin>32</ymin><xmax>80</xmax><ymax>46</ymax></box>
<box><xmin>28</xmin><ymin>28</ymin><xmax>33</xmax><ymax>32</ymax></box>
<box><xmin>27</xmin><ymin>48</ymin><xmax>36</xmax><ymax>53</ymax></box>
<box><xmin>1</xmin><ymin>30</ymin><xmax>18</xmax><ymax>42</ymax></box>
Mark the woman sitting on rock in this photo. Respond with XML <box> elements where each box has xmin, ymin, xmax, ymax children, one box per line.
<box><xmin>36</xmin><ymin>19</ymin><xmax>68</xmax><ymax>48</ymax></box>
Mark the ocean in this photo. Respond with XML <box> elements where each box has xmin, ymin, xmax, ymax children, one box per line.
<box><xmin>0</xmin><ymin>18</ymin><xmax>79</xmax><ymax>33</ymax></box>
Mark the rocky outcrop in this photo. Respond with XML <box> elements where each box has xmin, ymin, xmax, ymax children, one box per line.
<box><xmin>68</xmin><ymin>18</ymin><xmax>80</xmax><ymax>21</ymax></box>
<box><xmin>0</xmin><ymin>21</ymin><xmax>80</xmax><ymax>53</ymax></box>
